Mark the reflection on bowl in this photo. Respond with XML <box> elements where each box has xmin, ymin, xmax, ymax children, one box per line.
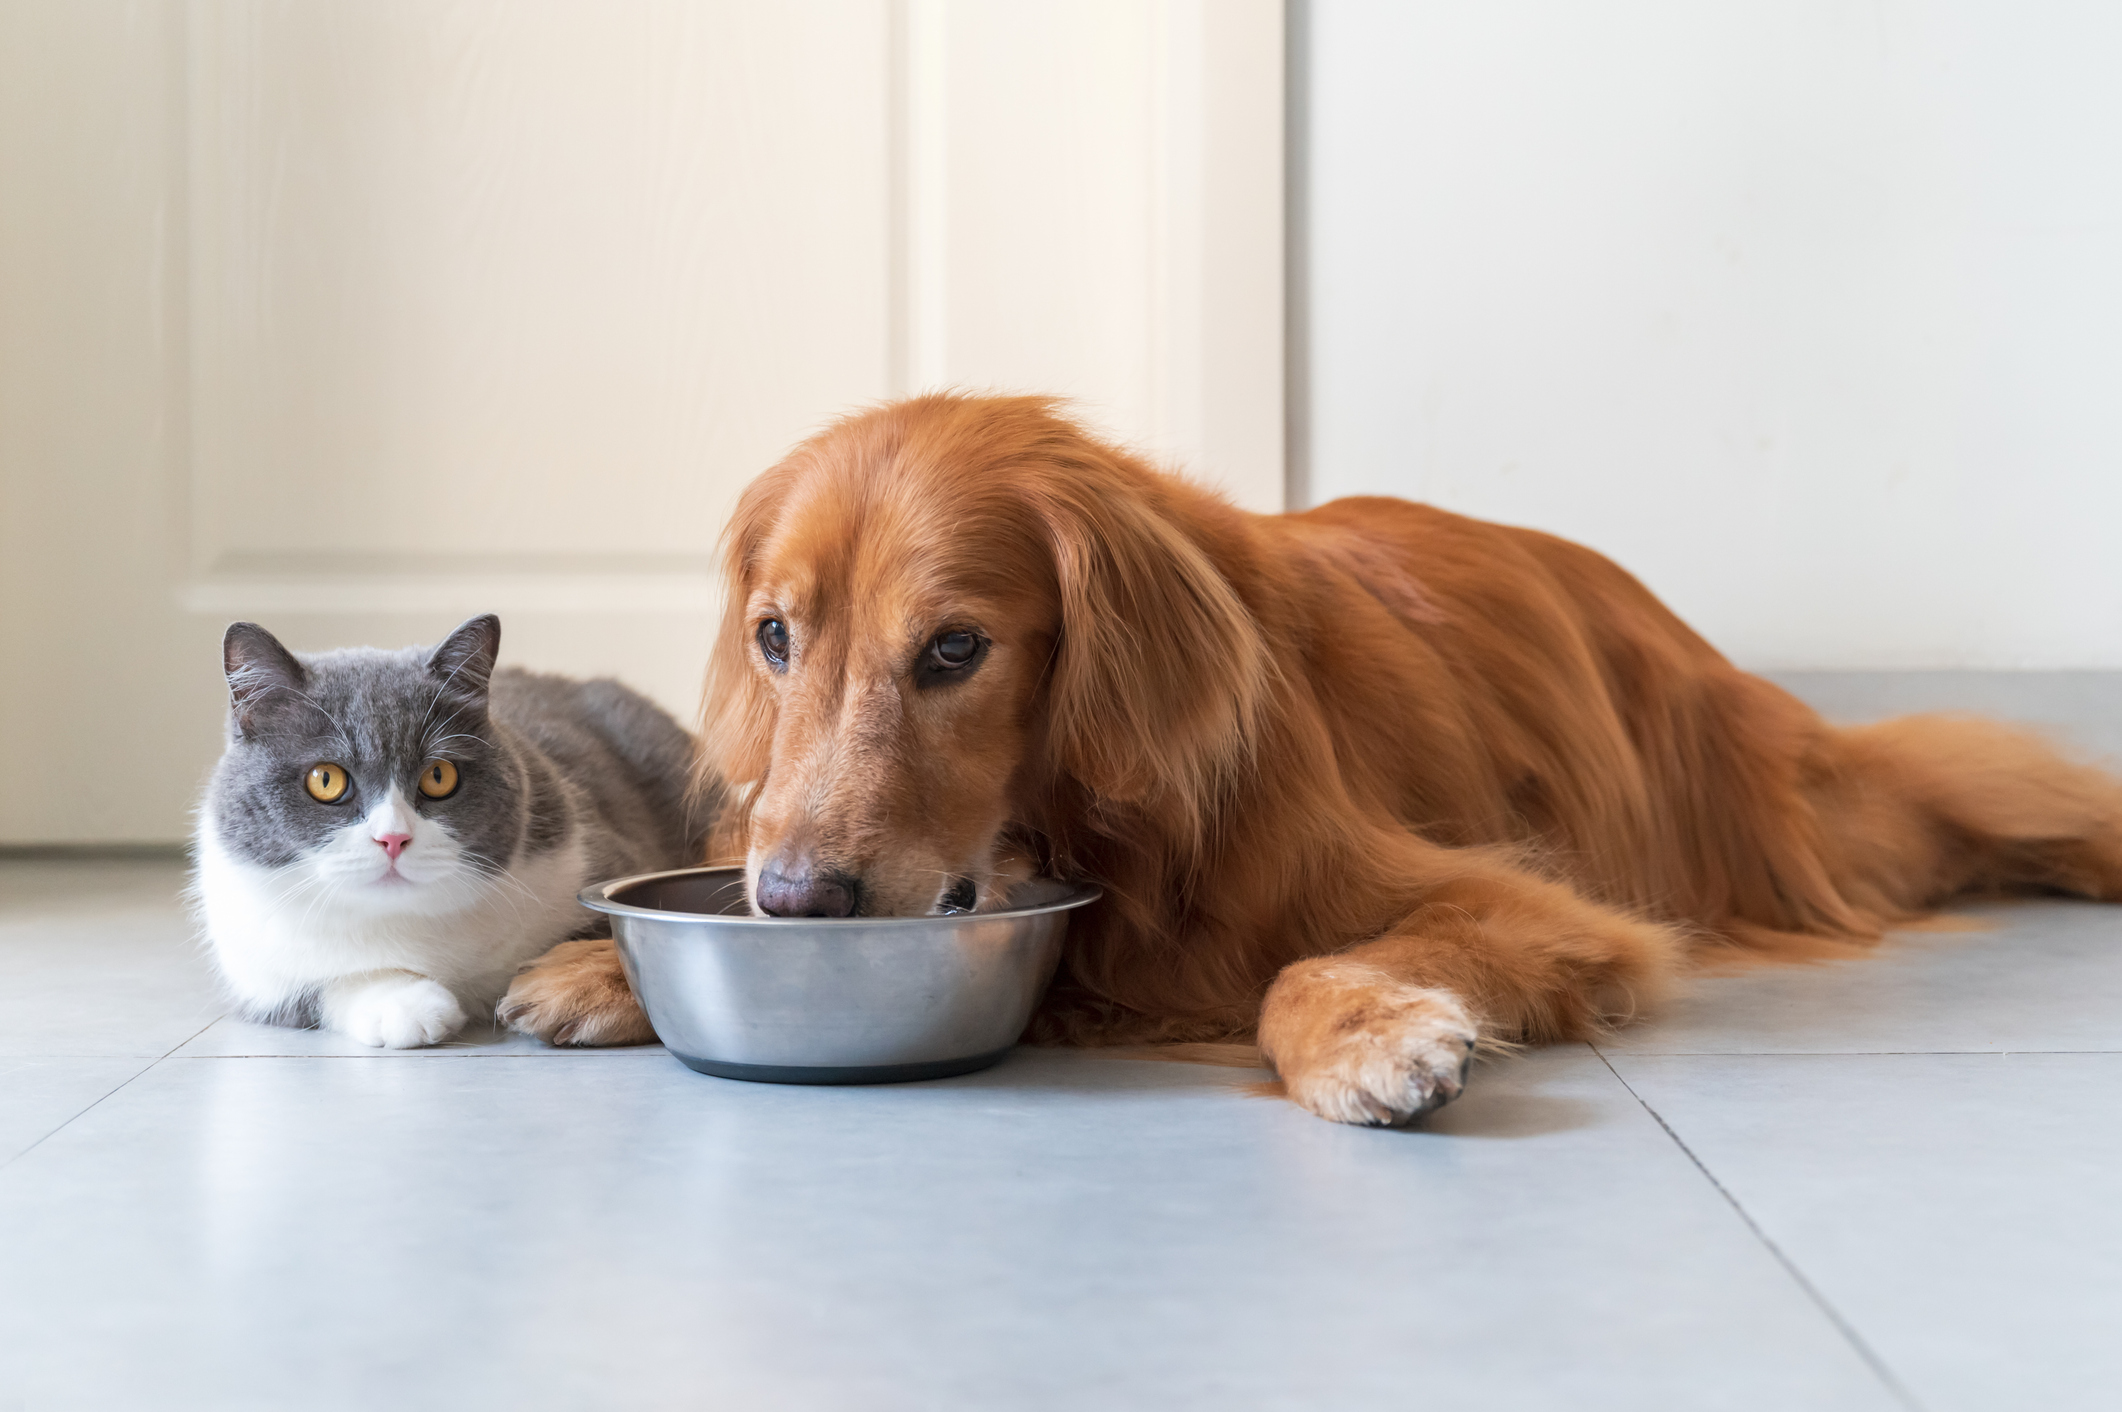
<box><xmin>579</xmin><ymin>865</ymin><xmax>1101</xmax><ymax>1084</ymax></box>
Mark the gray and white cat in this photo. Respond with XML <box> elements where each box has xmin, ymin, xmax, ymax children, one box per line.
<box><xmin>193</xmin><ymin>614</ymin><xmax>710</xmax><ymax>1047</ymax></box>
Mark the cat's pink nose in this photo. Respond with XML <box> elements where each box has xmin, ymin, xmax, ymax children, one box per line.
<box><xmin>375</xmin><ymin>833</ymin><xmax>411</xmax><ymax>861</ymax></box>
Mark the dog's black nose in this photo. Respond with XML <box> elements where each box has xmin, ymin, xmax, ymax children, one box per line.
<box><xmin>756</xmin><ymin>865</ymin><xmax>858</xmax><ymax>918</ymax></box>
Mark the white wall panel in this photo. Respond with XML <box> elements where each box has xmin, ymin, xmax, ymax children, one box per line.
<box><xmin>1298</xmin><ymin>0</ymin><xmax>2122</xmax><ymax>670</ymax></box>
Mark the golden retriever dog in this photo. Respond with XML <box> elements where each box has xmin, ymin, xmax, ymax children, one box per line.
<box><xmin>503</xmin><ymin>394</ymin><xmax>2122</xmax><ymax>1124</ymax></box>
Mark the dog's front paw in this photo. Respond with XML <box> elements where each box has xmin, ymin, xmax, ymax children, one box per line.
<box><xmin>327</xmin><ymin>972</ymin><xmax>467</xmax><ymax>1049</ymax></box>
<box><xmin>1259</xmin><ymin>962</ymin><xmax>1479</xmax><ymax>1126</ymax></box>
<box><xmin>498</xmin><ymin>938</ymin><xmax>656</xmax><ymax>1047</ymax></box>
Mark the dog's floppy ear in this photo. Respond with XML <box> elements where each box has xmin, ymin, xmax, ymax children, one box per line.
<box><xmin>696</xmin><ymin>466</ymin><xmax>791</xmax><ymax>832</ymax></box>
<box><xmin>1033</xmin><ymin>475</ymin><xmax>1269</xmax><ymax>819</ymax></box>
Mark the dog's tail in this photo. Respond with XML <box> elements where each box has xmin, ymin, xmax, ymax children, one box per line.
<box><xmin>1817</xmin><ymin>713</ymin><xmax>2122</xmax><ymax>920</ymax></box>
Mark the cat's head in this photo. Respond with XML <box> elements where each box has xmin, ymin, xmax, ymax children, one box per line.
<box><xmin>205</xmin><ymin>614</ymin><xmax>523</xmax><ymax>916</ymax></box>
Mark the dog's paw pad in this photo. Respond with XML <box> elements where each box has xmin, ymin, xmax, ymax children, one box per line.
<box><xmin>498</xmin><ymin>939</ymin><xmax>655</xmax><ymax>1048</ymax></box>
<box><xmin>1278</xmin><ymin>979</ymin><xmax>1480</xmax><ymax>1127</ymax></box>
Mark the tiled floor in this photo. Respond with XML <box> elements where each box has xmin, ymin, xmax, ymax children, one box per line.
<box><xmin>4</xmin><ymin>673</ymin><xmax>2120</xmax><ymax>1411</ymax></box>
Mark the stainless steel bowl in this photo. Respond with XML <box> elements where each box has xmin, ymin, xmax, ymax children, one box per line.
<box><xmin>580</xmin><ymin>866</ymin><xmax>1101</xmax><ymax>1084</ymax></box>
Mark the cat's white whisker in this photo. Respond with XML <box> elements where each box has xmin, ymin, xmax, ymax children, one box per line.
<box><xmin>464</xmin><ymin>856</ymin><xmax>541</xmax><ymax>924</ymax></box>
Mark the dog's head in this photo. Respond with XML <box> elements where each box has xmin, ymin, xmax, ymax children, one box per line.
<box><xmin>699</xmin><ymin>395</ymin><xmax>1267</xmax><ymax>916</ymax></box>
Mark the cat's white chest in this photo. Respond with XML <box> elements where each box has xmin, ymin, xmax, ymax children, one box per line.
<box><xmin>194</xmin><ymin>827</ymin><xmax>591</xmax><ymax>1022</ymax></box>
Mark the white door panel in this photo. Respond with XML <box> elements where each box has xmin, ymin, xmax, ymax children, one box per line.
<box><xmin>0</xmin><ymin>0</ymin><xmax>1281</xmax><ymax>844</ymax></box>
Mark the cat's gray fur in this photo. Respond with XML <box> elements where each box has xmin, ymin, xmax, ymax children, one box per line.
<box><xmin>193</xmin><ymin>614</ymin><xmax>716</xmax><ymax>1047</ymax></box>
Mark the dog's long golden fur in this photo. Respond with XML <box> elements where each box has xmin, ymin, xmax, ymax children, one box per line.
<box><xmin>506</xmin><ymin>395</ymin><xmax>2122</xmax><ymax>1124</ymax></box>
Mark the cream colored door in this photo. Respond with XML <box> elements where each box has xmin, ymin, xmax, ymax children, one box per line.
<box><xmin>0</xmin><ymin>0</ymin><xmax>1282</xmax><ymax>845</ymax></box>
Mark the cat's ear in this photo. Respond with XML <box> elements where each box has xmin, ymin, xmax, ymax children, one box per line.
<box><xmin>222</xmin><ymin>622</ymin><xmax>308</xmax><ymax>736</ymax></box>
<box><xmin>426</xmin><ymin>614</ymin><xmax>501</xmax><ymax>695</ymax></box>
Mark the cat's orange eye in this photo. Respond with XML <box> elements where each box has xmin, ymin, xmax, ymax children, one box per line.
<box><xmin>417</xmin><ymin>759</ymin><xmax>460</xmax><ymax>800</ymax></box>
<box><xmin>305</xmin><ymin>764</ymin><xmax>350</xmax><ymax>804</ymax></box>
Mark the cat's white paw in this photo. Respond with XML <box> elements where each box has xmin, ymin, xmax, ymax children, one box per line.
<box><xmin>325</xmin><ymin>972</ymin><xmax>468</xmax><ymax>1049</ymax></box>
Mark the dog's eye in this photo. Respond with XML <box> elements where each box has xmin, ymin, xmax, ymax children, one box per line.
<box><xmin>921</xmin><ymin>630</ymin><xmax>986</xmax><ymax>684</ymax></box>
<box><xmin>757</xmin><ymin>618</ymin><xmax>790</xmax><ymax>670</ymax></box>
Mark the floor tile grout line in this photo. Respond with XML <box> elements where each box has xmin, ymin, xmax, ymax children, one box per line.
<box><xmin>0</xmin><ymin>1015</ymin><xmax>226</xmax><ymax>1177</ymax></box>
<box><xmin>1599</xmin><ymin>1049</ymin><xmax>2122</xmax><ymax>1057</ymax></box>
<box><xmin>180</xmin><ymin>1052</ymin><xmax>672</xmax><ymax>1060</ymax></box>
<box><xmin>1590</xmin><ymin>1043</ymin><xmax>1929</xmax><ymax>1412</ymax></box>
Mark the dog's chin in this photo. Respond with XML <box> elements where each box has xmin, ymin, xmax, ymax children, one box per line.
<box><xmin>860</xmin><ymin>878</ymin><xmax>969</xmax><ymax>918</ymax></box>
<box><xmin>971</xmin><ymin>851</ymin><xmax>1039</xmax><ymax>913</ymax></box>
<box><xmin>859</xmin><ymin>867</ymin><xmax>999</xmax><ymax>918</ymax></box>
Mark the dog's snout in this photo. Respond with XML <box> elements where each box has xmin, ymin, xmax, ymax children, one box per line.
<box><xmin>756</xmin><ymin>863</ymin><xmax>860</xmax><ymax>918</ymax></box>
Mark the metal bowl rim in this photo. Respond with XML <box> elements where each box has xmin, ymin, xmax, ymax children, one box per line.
<box><xmin>579</xmin><ymin>864</ymin><xmax>1103</xmax><ymax>928</ymax></box>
